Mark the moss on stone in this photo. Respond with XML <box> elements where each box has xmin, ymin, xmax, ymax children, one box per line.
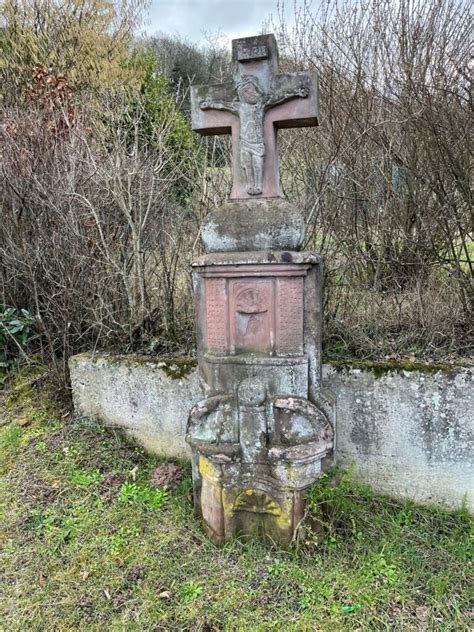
<box><xmin>71</xmin><ymin>352</ymin><xmax>197</xmax><ymax>380</ymax></box>
<box><xmin>5</xmin><ymin>366</ymin><xmax>47</xmax><ymax>409</ymax></box>
<box><xmin>155</xmin><ymin>356</ymin><xmax>198</xmax><ymax>380</ymax></box>
<box><xmin>3</xmin><ymin>365</ymin><xmax>60</xmax><ymax>426</ymax></box>
<box><xmin>328</xmin><ymin>358</ymin><xmax>469</xmax><ymax>378</ymax></box>
<box><xmin>70</xmin><ymin>352</ymin><xmax>472</xmax><ymax>381</ymax></box>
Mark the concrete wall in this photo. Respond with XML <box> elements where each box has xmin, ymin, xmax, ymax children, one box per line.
<box><xmin>328</xmin><ymin>366</ymin><xmax>473</xmax><ymax>512</ymax></box>
<box><xmin>69</xmin><ymin>354</ymin><xmax>200</xmax><ymax>459</ymax></box>
<box><xmin>70</xmin><ymin>353</ymin><xmax>474</xmax><ymax>511</ymax></box>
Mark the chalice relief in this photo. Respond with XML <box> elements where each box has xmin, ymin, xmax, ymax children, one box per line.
<box><xmin>236</xmin><ymin>286</ymin><xmax>268</xmax><ymax>337</ymax></box>
<box><xmin>200</xmin><ymin>75</ymin><xmax>309</xmax><ymax>196</ymax></box>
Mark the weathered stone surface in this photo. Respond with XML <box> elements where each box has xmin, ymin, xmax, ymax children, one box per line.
<box><xmin>200</xmin><ymin>198</ymin><xmax>305</xmax><ymax>253</ymax></box>
<box><xmin>190</xmin><ymin>33</ymin><xmax>326</xmax><ymax>544</ymax></box>
<box><xmin>326</xmin><ymin>364</ymin><xmax>474</xmax><ymax>511</ymax></box>
<box><xmin>192</xmin><ymin>251</ymin><xmax>321</xmax><ymax>266</ymax></box>
<box><xmin>70</xmin><ymin>353</ymin><xmax>474</xmax><ymax>512</ymax></box>
<box><xmin>191</xmin><ymin>251</ymin><xmax>324</xmax><ymax>402</ymax></box>
<box><xmin>191</xmin><ymin>33</ymin><xmax>319</xmax><ymax>252</ymax></box>
<box><xmin>69</xmin><ymin>353</ymin><xmax>199</xmax><ymax>459</ymax></box>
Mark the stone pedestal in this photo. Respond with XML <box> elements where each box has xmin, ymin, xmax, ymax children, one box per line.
<box><xmin>186</xmin><ymin>251</ymin><xmax>335</xmax><ymax>545</ymax></box>
<box><xmin>187</xmin><ymin>33</ymin><xmax>334</xmax><ymax>545</ymax></box>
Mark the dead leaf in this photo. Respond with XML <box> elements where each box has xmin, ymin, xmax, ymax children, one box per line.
<box><xmin>16</xmin><ymin>418</ymin><xmax>29</xmax><ymax>427</ymax></box>
<box><xmin>158</xmin><ymin>591</ymin><xmax>171</xmax><ymax>599</ymax></box>
<box><xmin>416</xmin><ymin>606</ymin><xmax>430</xmax><ymax>623</ymax></box>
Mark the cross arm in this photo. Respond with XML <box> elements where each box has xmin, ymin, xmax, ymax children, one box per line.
<box><xmin>201</xmin><ymin>101</ymin><xmax>237</xmax><ymax>112</ymax></box>
<box><xmin>191</xmin><ymin>82</ymin><xmax>237</xmax><ymax>136</ymax></box>
<box><xmin>267</xmin><ymin>72</ymin><xmax>320</xmax><ymax>129</ymax></box>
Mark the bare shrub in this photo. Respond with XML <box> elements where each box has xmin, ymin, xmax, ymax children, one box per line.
<box><xmin>1</xmin><ymin>0</ymin><xmax>471</xmax><ymax>386</ymax></box>
<box><xmin>274</xmin><ymin>0</ymin><xmax>472</xmax><ymax>359</ymax></box>
<box><xmin>0</xmin><ymin>75</ymin><xmax>203</xmax><ymax>383</ymax></box>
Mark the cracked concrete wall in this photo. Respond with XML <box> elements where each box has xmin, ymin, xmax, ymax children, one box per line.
<box><xmin>69</xmin><ymin>353</ymin><xmax>473</xmax><ymax>511</ymax></box>
<box><xmin>324</xmin><ymin>365</ymin><xmax>473</xmax><ymax>512</ymax></box>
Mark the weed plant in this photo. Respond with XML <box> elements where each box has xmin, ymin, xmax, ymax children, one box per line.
<box><xmin>0</xmin><ymin>378</ymin><xmax>472</xmax><ymax>630</ymax></box>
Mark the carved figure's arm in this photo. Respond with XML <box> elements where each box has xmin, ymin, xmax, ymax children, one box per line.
<box><xmin>264</xmin><ymin>84</ymin><xmax>309</xmax><ymax>109</ymax></box>
<box><xmin>200</xmin><ymin>99</ymin><xmax>238</xmax><ymax>114</ymax></box>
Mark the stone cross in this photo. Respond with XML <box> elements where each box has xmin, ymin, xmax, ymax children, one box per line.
<box><xmin>191</xmin><ymin>34</ymin><xmax>319</xmax><ymax>200</ymax></box>
<box><xmin>186</xmin><ymin>33</ymin><xmax>334</xmax><ymax>546</ymax></box>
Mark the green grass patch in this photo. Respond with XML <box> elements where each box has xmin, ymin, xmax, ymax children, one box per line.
<box><xmin>118</xmin><ymin>481</ymin><xmax>168</xmax><ymax>511</ymax></box>
<box><xmin>0</xmin><ymin>375</ymin><xmax>472</xmax><ymax>630</ymax></box>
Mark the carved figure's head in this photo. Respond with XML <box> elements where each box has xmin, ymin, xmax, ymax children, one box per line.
<box><xmin>237</xmin><ymin>76</ymin><xmax>264</xmax><ymax>105</ymax></box>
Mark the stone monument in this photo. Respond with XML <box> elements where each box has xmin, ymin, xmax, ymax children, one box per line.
<box><xmin>186</xmin><ymin>34</ymin><xmax>335</xmax><ymax>545</ymax></box>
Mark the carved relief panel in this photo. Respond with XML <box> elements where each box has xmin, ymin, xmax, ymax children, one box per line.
<box><xmin>202</xmin><ymin>264</ymin><xmax>306</xmax><ymax>357</ymax></box>
<box><xmin>205</xmin><ymin>278</ymin><xmax>227</xmax><ymax>353</ymax></box>
<box><xmin>275</xmin><ymin>277</ymin><xmax>304</xmax><ymax>355</ymax></box>
<box><xmin>229</xmin><ymin>281</ymin><xmax>273</xmax><ymax>354</ymax></box>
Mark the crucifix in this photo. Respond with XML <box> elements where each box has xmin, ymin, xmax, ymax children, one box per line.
<box><xmin>191</xmin><ymin>34</ymin><xmax>319</xmax><ymax>200</ymax></box>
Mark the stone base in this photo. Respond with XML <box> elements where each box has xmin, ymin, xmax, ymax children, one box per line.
<box><xmin>69</xmin><ymin>354</ymin><xmax>474</xmax><ymax>513</ymax></box>
<box><xmin>201</xmin><ymin>198</ymin><xmax>305</xmax><ymax>252</ymax></box>
<box><xmin>197</xmin><ymin>455</ymin><xmax>320</xmax><ymax>546</ymax></box>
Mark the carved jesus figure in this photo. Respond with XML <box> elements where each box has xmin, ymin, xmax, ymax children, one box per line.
<box><xmin>200</xmin><ymin>75</ymin><xmax>309</xmax><ymax>196</ymax></box>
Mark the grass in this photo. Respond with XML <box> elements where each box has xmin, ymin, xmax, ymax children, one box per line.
<box><xmin>0</xmin><ymin>373</ymin><xmax>472</xmax><ymax>631</ymax></box>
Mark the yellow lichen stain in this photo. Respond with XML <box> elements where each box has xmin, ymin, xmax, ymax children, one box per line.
<box><xmin>274</xmin><ymin>498</ymin><xmax>293</xmax><ymax>531</ymax></box>
<box><xmin>233</xmin><ymin>489</ymin><xmax>281</xmax><ymax>516</ymax></box>
<box><xmin>283</xmin><ymin>462</ymin><xmax>294</xmax><ymax>481</ymax></box>
<box><xmin>198</xmin><ymin>455</ymin><xmax>221</xmax><ymax>483</ymax></box>
<box><xmin>198</xmin><ymin>472</ymin><xmax>296</xmax><ymax>542</ymax></box>
<box><xmin>221</xmin><ymin>489</ymin><xmax>235</xmax><ymax>520</ymax></box>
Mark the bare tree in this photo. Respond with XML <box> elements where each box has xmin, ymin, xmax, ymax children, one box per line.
<box><xmin>0</xmin><ymin>73</ymin><xmax>204</xmax><ymax>383</ymax></box>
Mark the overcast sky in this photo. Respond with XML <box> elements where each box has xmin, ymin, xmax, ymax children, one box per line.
<box><xmin>144</xmin><ymin>0</ymin><xmax>297</xmax><ymax>43</ymax></box>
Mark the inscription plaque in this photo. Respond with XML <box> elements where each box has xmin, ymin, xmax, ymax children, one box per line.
<box><xmin>275</xmin><ymin>277</ymin><xmax>304</xmax><ymax>354</ymax></box>
<box><xmin>236</xmin><ymin>44</ymin><xmax>269</xmax><ymax>62</ymax></box>
<box><xmin>205</xmin><ymin>278</ymin><xmax>227</xmax><ymax>352</ymax></box>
